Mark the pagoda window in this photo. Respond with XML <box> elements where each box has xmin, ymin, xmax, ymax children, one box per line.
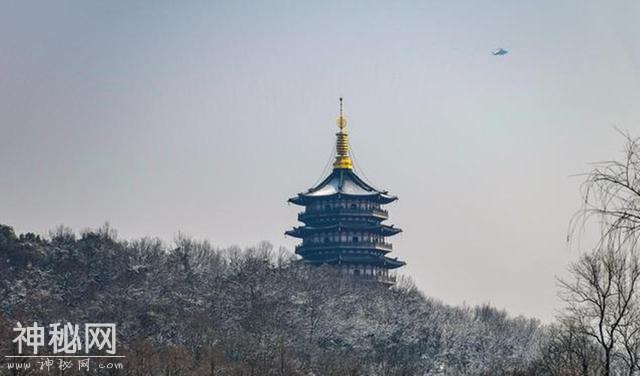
<box><xmin>350</xmin><ymin>203</ymin><xmax>357</xmax><ymax>209</ymax></box>
<box><xmin>352</xmin><ymin>236</ymin><xmax>359</xmax><ymax>242</ymax></box>
<box><xmin>354</xmin><ymin>269</ymin><xmax>360</xmax><ymax>276</ymax></box>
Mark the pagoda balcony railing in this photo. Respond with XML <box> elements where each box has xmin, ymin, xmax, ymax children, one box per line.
<box><xmin>369</xmin><ymin>273</ymin><xmax>397</xmax><ymax>285</ymax></box>
<box><xmin>345</xmin><ymin>272</ymin><xmax>397</xmax><ymax>285</ymax></box>
<box><xmin>296</xmin><ymin>241</ymin><xmax>393</xmax><ymax>253</ymax></box>
<box><xmin>298</xmin><ymin>208</ymin><xmax>388</xmax><ymax>222</ymax></box>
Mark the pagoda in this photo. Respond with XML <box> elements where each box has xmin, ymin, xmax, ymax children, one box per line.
<box><xmin>286</xmin><ymin>98</ymin><xmax>405</xmax><ymax>285</ymax></box>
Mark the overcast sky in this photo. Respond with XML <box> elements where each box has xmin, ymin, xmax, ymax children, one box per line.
<box><xmin>2</xmin><ymin>1</ymin><xmax>639</xmax><ymax>321</ymax></box>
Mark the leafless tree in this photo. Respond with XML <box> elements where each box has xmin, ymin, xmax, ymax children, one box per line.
<box><xmin>617</xmin><ymin>298</ymin><xmax>640</xmax><ymax>375</ymax></box>
<box><xmin>559</xmin><ymin>247</ymin><xmax>640</xmax><ymax>375</ymax></box>
<box><xmin>561</xmin><ymin>131</ymin><xmax>640</xmax><ymax>375</ymax></box>
<box><xmin>570</xmin><ymin>130</ymin><xmax>640</xmax><ymax>254</ymax></box>
<box><xmin>537</xmin><ymin>320</ymin><xmax>602</xmax><ymax>376</ymax></box>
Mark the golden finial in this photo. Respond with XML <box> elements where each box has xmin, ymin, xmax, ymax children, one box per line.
<box><xmin>333</xmin><ymin>97</ymin><xmax>353</xmax><ymax>170</ymax></box>
<box><xmin>337</xmin><ymin>97</ymin><xmax>346</xmax><ymax>131</ymax></box>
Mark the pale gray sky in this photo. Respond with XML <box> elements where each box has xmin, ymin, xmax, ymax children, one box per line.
<box><xmin>1</xmin><ymin>1</ymin><xmax>639</xmax><ymax>321</ymax></box>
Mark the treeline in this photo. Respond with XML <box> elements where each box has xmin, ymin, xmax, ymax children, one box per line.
<box><xmin>1</xmin><ymin>224</ymin><xmax>546</xmax><ymax>375</ymax></box>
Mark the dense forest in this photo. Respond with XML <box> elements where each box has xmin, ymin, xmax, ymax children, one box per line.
<box><xmin>2</xmin><ymin>135</ymin><xmax>640</xmax><ymax>375</ymax></box>
<box><xmin>1</xmin><ymin>224</ymin><xmax>546</xmax><ymax>375</ymax></box>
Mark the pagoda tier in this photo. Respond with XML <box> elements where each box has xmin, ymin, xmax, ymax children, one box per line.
<box><xmin>303</xmin><ymin>254</ymin><xmax>405</xmax><ymax>269</ymax></box>
<box><xmin>286</xmin><ymin>223</ymin><xmax>401</xmax><ymax>238</ymax></box>
<box><xmin>285</xmin><ymin>98</ymin><xmax>405</xmax><ymax>285</ymax></box>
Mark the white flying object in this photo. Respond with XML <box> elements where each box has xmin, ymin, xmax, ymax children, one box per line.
<box><xmin>492</xmin><ymin>48</ymin><xmax>508</xmax><ymax>56</ymax></box>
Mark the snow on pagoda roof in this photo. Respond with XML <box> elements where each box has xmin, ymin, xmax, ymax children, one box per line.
<box><xmin>306</xmin><ymin>171</ymin><xmax>374</xmax><ymax>196</ymax></box>
<box><xmin>289</xmin><ymin>169</ymin><xmax>397</xmax><ymax>205</ymax></box>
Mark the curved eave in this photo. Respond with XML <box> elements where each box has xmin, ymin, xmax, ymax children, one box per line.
<box><xmin>305</xmin><ymin>255</ymin><xmax>406</xmax><ymax>269</ymax></box>
<box><xmin>289</xmin><ymin>192</ymin><xmax>397</xmax><ymax>206</ymax></box>
<box><xmin>296</xmin><ymin>243</ymin><xmax>393</xmax><ymax>255</ymax></box>
<box><xmin>284</xmin><ymin>229</ymin><xmax>298</xmax><ymax>238</ymax></box>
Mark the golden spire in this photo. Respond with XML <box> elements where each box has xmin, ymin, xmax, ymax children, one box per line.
<box><xmin>333</xmin><ymin>97</ymin><xmax>353</xmax><ymax>170</ymax></box>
